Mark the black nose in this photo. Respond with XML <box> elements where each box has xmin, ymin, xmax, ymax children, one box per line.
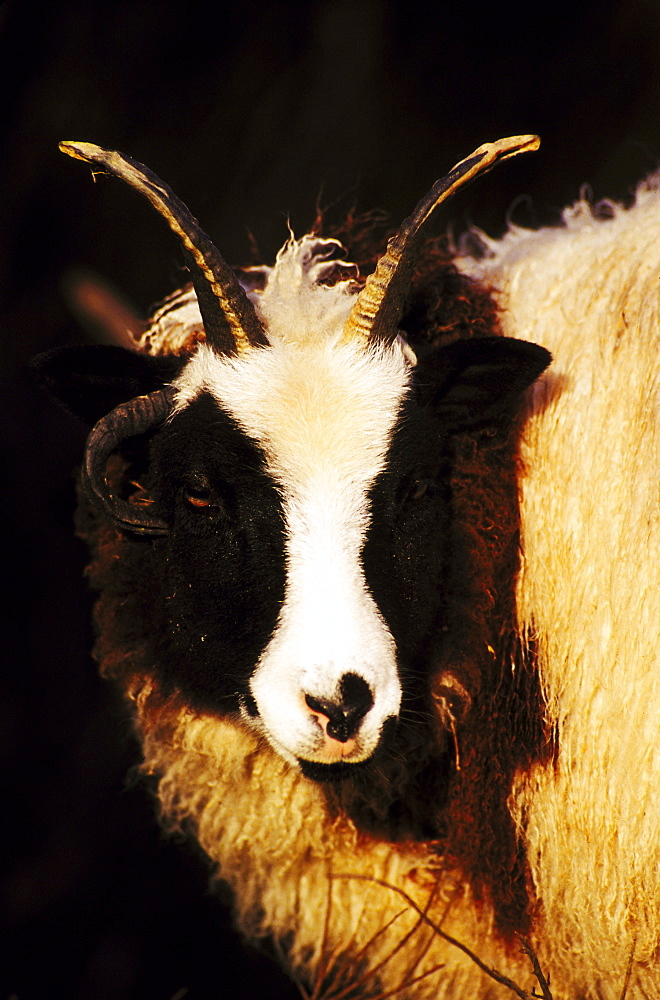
<box><xmin>305</xmin><ymin>672</ymin><xmax>374</xmax><ymax>743</ymax></box>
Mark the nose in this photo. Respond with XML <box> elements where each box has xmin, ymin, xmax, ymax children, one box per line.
<box><xmin>305</xmin><ymin>672</ymin><xmax>374</xmax><ymax>743</ymax></box>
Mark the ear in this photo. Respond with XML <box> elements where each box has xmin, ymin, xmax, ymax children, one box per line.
<box><xmin>31</xmin><ymin>345</ymin><xmax>183</xmax><ymax>425</ymax></box>
<box><xmin>417</xmin><ymin>336</ymin><xmax>551</xmax><ymax>430</ymax></box>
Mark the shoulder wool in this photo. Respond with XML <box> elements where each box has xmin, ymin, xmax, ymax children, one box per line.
<box><xmin>458</xmin><ymin>177</ymin><xmax>660</xmax><ymax>999</ymax></box>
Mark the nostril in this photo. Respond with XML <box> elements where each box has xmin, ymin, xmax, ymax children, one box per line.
<box><xmin>305</xmin><ymin>693</ymin><xmax>328</xmax><ymax>715</ymax></box>
<box><xmin>304</xmin><ymin>694</ymin><xmax>354</xmax><ymax>743</ymax></box>
<box><xmin>339</xmin><ymin>672</ymin><xmax>374</xmax><ymax>715</ymax></box>
<box><xmin>305</xmin><ymin>674</ymin><xmax>374</xmax><ymax>744</ymax></box>
<box><xmin>326</xmin><ymin>715</ymin><xmax>356</xmax><ymax>743</ymax></box>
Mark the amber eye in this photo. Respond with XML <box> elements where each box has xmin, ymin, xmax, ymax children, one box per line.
<box><xmin>183</xmin><ymin>485</ymin><xmax>213</xmax><ymax>508</ymax></box>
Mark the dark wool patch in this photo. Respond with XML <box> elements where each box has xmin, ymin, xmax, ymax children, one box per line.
<box><xmin>147</xmin><ymin>395</ymin><xmax>287</xmax><ymax>712</ymax></box>
<box><xmin>439</xmin><ymin>428</ymin><xmax>548</xmax><ymax>939</ymax></box>
<box><xmin>402</xmin><ymin>240</ymin><xmax>504</xmax><ymax>351</ymax></box>
<box><xmin>323</xmin><ymin>218</ymin><xmax>503</xmax><ymax>350</ymax></box>
<box><xmin>78</xmin><ymin>397</ymin><xmax>287</xmax><ymax>716</ymax></box>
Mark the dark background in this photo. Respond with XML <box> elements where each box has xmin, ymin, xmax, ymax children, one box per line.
<box><xmin>2</xmin><ymin>1</ymin><xmax>660</xmax><ymax>998</ymax></box>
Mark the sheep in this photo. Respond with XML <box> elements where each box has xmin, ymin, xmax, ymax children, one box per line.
<box><xmin>39</xmin><ymin>137</ymin><xmax>659</xmax><ymax>999</ymax></box>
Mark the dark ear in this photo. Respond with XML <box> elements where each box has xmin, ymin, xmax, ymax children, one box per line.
<box><xmin>418</xmin><ymin>336</ymin><xmax>551</xmax><ymax>430</ymax></box>
<box><xmin>31</xmin><ymin>345</ymin><xmax>183</xmax><ymax>425</ymax></box>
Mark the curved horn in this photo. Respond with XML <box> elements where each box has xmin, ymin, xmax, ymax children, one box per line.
<box><xmin>59</xmin><ymin>141</ymin><xmax>267</xmax><ymax>356</ymax></box>
<box><xmin>82</xmin><ymin>386</ymin><xmax>177</xmax><ymax>536</ymax></box>
<box><xmin>342</xmin><ymin>135</ymin><xmax>540</xmax><ymax>349</ymax></box>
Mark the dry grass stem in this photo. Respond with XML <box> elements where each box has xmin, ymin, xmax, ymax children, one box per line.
<box><xmin>331</xmin><ymin>874</ymin><xmax>545</xmax><ymax>1000</ymax></box>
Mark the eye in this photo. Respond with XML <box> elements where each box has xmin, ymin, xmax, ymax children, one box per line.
<box><xmin>398</xmin><ymin>464</ymin><xmax>447</xmax><ymax>506</ymax></box>
<box><xmin>400</xmin><ymin>477</ymin><xmax>433</xmax><ymax>504</ymax></box>
<box><xmin>181</xmin><ymin>477</ymin><xmax>225</xmax><ymax>515</ymax></box>
<box><xmin>184</xmin><ymin>486</ymin><xmax>212</xmax><ymax>508</ymax></box>
<box><xmin>407</xmin><ymin>478</ymin><xmax>429</xmax><ymax>501</ymax></box>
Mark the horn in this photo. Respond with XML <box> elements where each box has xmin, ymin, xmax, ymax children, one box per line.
<box><xmin>59</xmin><ymin>141</ymin><xmax>267</xmax><ymax>356</ymax></box>
<box><xmin>82</xmin><ymin>386</ymin><xmax>177</xmax><ymax>536</ymax></box>
<box><xmin>342</xmin><ymin>135</ymin><xmax>540</xmax><ymax>349</ymax></box>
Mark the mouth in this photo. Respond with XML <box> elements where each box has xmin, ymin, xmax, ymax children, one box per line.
<box><xmin>297</xmin><ymin>756</ymin><xmax>375</xmax><ymax>783</ymax></box>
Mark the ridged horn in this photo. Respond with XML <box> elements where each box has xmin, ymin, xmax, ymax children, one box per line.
<box><xmin>82</xmin><ymin>386</ymin><xmax>177</xmax><ymax>536</ymax></box>
<box><xmin>59</xmin><ymin>141</ymin><xmax>267</xmax><ymax>356</ymax></box>
<box><xmin>342</xmin><ymin>135</ymin><xmax>540</xmax><ymax>349</ymax></box>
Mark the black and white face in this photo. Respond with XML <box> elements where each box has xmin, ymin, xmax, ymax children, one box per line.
<box><xmin>141</xmin><ymin>326</ymin><xmax>549</xmax><ymax>779</ymax></box>
<box><xmin>154</xmin><ymin>339</ymin><xmax>411</xmax><ymax>771</ymax></box>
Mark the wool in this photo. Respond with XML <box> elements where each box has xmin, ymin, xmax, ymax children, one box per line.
<box><xmin>458</xmin><ymin>177</ymin><xmax>660</xmax><ymax>998</ymax></box>
<box><xmin>131</xmin><ymin>680</ymin><xmax>519</xmax><ymax>999</ymax></box>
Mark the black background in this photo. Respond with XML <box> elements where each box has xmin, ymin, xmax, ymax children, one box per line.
<box><xmin>2</xmin><ymin>1</ymin><xmax>660</xmax><ymax>998</ymax></box>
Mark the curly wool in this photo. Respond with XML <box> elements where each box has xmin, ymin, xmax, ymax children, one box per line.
<box><xmin>131</xmin><ymin>681</ymin><xmax>521</xmax><ymax>999</ymax></box>
<box><xmin>459</xmin><ymin>177</ymin><xmax>660</xmax><ymax>998</ymax></box>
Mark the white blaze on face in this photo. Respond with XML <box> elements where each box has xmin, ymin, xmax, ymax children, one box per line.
<box><xmin>175</xmin><ymin>338</ymin><xmax>411</xmax><ymax>765</ymax></box>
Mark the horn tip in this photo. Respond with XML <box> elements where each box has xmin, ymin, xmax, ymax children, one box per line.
<box><xmin>481</xmin><ymin>134</ymin><xmax>541</xmax><ymax>161</ymax></box>
<box><xmin>59</xmin><ymin>140</ymin><xmax>106</xmax><ymax>163</ymax></box>
<box><xmin>506</xmin><ymin>133</ymin><xmax>541</xmax><ymax>153</ymax></box>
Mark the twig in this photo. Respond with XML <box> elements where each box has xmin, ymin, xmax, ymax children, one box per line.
<box><xmin>518</xmin><ymin>936</ymin><xmax>553</xmax><ymax>1000</ymax></box>
<box><xmin>366</xmin><ymin>961</ymin><xmax>447</xmax><ymax>1000</ymax></box>
<box><xmin>327</xmin><ymin>909</ymin><xmax>409</xmax><ymax>1000</ymax></box>
<box><xmin>332</xmin><ymin>874</ymin><xmax>536</xmax><ymax>1000</ymax></box>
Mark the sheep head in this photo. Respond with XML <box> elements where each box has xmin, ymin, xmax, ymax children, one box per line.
<box><xmin>43</xmin><ymin>138</ymin><xmax>549</xmax><ymax>792</ymax></box>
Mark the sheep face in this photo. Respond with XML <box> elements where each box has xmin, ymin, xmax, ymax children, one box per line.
<box><xmin>43</xmin><ymin>296</ymin><xmax>548</xmax><ymax>785</ymax></box>
<box><xmin>44</xmin><ymin>138</ymin><xmax>550</xmax><ymax>787</ymax></box>
<box><xmin>88</xmin><ymin>318</ymin><xmax>544</xmax><ymax>777</ymax></box>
